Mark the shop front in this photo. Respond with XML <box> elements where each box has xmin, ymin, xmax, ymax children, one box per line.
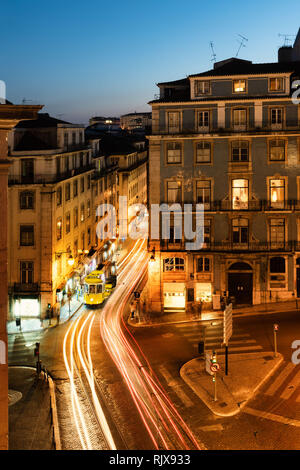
<box><xmin>163</xmin><ymin>283</ymin><xmax>186</xmax><ymax>311</ymax></box>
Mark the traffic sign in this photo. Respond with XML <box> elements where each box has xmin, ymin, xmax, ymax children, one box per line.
<box><xmin>274</xmin><ymin>323</ymin><xmax>279</xmax><ymax>331</ymax></box>
<box><xmin>210</xmin><ymin>363</ymin><xmax>220</xmax><ymax>373</ymax></box>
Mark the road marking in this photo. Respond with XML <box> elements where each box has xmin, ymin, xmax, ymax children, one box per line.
<box><xmin>264</xmin><ymin>362</ymin><xmax>295</xmax><ymax>396</ymax></box>
<box><xmin>243</xmin><ymin>406</ymin><xmax>300</xmax><ymax>427</ymax></box>
<box><xmin>198</xmin><ymin>424</ymin><xmax>224</xmax><ymax>432</ymax></box>
<box><xmin>280</xmin><ymin>369</ymin><xmax>300</xmax><ymax>400</ymax></box>
<box><xmin>158</xmin><ymin>365</ymin><xmax>194</xmax><ymax>408</ymax></box>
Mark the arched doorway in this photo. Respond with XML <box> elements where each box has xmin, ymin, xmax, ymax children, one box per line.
<box><xmin>228</xmin><ymin>262</ymin><xmax>253</xmax><ymax>305</ymax></box>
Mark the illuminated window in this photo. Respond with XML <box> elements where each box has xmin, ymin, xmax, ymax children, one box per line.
<box><xmin>195</xmin><ymin>141</ymin><xmax>211</xmax><ymax>163</ymax></box>
<box><xmin>163</xmin><ymin>257</ymin><xmax>185</xmax><ymax>272</ymax></box>
<box><xmin>269</xmin><ymin>140</ymin><xmax>285</xmax><ymax>161</ymax></box>
<box><xmin>56</xmin><ymin>218</ymin><xmax>62</xmax><ymax>241</ymax></box>
<box><xmin>194</xmin><ymin>81</ymin><xmax>210</xmax><ymax>96</ymax></box>
<box><xmin>204</xmin><ymin>220</ymin><xmax>211</xmax><ymax>245</ymax></box>
<box><xmin>232</xmin><ymin>179</ymin><xmax>249</xmax><ymax>209</ymax></box>
<box><xmin>269</xmin><ymin>179</ymin><xmax>285</xmax><ymax>208</ymax></box>
<box><xmin>231</xmin><ymin>141</ymin><xmax>249</xmax><ymax>162</ymax></box>
<box><xmin>269</xmin><ymin>77</ymin><xmax>284</xmax><ymax>92</ymax></box>
<box><xmin>232</xmin><ymin>218</ymin><xmax>248</xmax><ymax>244</ymax></box>
<box><xmin>233</xmin><ymin>80</ymin><xmax>246</xmax><ymax>93</ymax></box>
<box><xmin>166</xmin><ymin>142</ymin><xmax>182</xmax><ymax>164</ymax></box>
<box><xmin>80</xmin><ymin>203</ymin><xmax>85</xmax><ymax>222</ymax></box>
<box><xmin>87</xmin><ymin>200</ymin><xmax>91</xmax><ymax>218</ymax></box>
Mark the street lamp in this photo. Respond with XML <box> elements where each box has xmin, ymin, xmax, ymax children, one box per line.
<box><xmin>55</xmin><ymin>251</ymin><xmax>75</xmax><ymax>266</ymax></box>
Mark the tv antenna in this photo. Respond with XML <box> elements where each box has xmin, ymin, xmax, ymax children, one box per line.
<box><xmin>278</xmin><ymin>33</ymin><xmax>295</xmax><ymax>47</ymax></box>
<box><xmin>209</xmin><ymin>41</ymin><xmax>217</xmax><ymax>63</ymax></box>
<box><xmin>236</xmin><ymin>34</ymin><xmax>248</xmax><ymax>57</ymax></box>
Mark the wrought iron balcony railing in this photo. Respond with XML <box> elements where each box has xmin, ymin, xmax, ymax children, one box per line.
<box><xmin>160</xmin><ymin>240</ymin><xmax>300</xmax><ymax>252</ymax></box>
<box><xmin>13</xmin><ymin>283</ymin><xmax>39</xmax><ymax>293</ymax></box>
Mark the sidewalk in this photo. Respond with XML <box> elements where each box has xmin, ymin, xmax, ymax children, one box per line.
<box><xmin>180</xmin><ymin>352</ymin><xmax>284</xmax><ymax>417</ymax></box>
<box><xmin>8</xmin><ymin>366</ymin><xmax>55</xmax><ymax>449</ymax></box>
<box><xmin>128</xmin><ymin>299</ymin><xmax>300</xmax><ymax>328</ymax></box>
<box><xmin>7</xmin><ymin>295</ymin><xmax>83</xmax><ymax>335</ymax></box>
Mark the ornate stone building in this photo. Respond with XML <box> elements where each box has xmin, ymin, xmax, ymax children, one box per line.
<box><xmin>147</xmin><ymin>31</ymin><xmax>300</xmax><ymax>314</ymax></box>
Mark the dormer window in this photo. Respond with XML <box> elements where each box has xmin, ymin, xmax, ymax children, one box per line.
<box><xmin>194</xmin><ymin>80</ymin><xmax>210</xmax><ymax>97</ymax></box>
<box><xmin>269</xmin><ymin>77</ymin><xmax>284</xmax><ymax>92</ymax></box>
<box><xmin>233</xmin><ymin>79</ymin><xmax>247</xmax><ymax>93</ymax></box>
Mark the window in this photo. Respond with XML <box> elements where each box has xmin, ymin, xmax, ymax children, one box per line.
<box><xmin>81</xmin><ymin>232</ymin><xmax>85</xmax><ymax>251</ymax></box>
<box><xmin>197</xmin><ymin>111</ymin><xmax>210</xmax><ymax>130</ymax></box>
<box><xmin>21</xmin><ymin>159</ymin><xmax>34</xmax><ymax>183</ymax></box>
<box><xmin>195</xmin><ymin>141</ymin><xmax>211</xmax><ymax>163</ymax></box>
<box><xmin>74</xmin><ymin>239</ymin><xmax>78</xmax><ymax>256</ymax></box>
<box><xmin>87</xmin><ymin>174</ymin><xmax>91</xmax><ymax>189</ymax></box>
<box><xmin>163</xmin><ymin>257</ymin><xmax>185</xmax><ymax>272</ymax></box>
<box><xmin>20</xmin><ymin>261</ymin><xmax>34</xmax><ymax>284</ymax></box>
<box><xmin>269</xmin><ymin>256</ymin><xmax>286</xmax><ymax>289</ymax></box>
<box><xmin>271</xmin><ymin>108</ymin><xmax>283</xmax><ymax>128</ymax></box>
<box><xmin>167</xmin><ymin>181</ymin><xmax>182</xmax><ymax>203</ymax></box>
<box><xmin>233</xmin><ymin>109</ymin><xmax>247</xmax><ymax>129</ymax></box>
<box><xmin>20</xmin><ymin>191</ymin><xmax>34</xmax><ymax>210</ymax></box>
<box><xmin>74</xmin><ymin>207</ymin><xmax>78</xmax><ymax>227</ymax></box>
<box><xmin>72</xmin><ymin>132</ymin><xmax>76</xmax><ymax>145</ymax></box>
<box><xmin>80</xmin><ymin>203</ymin><xmax>85</xmax><ymax>222</ymax></box>
<box><xmin>56</xmin><ymin>218</ymin><xmax>62</xmax><ymax>240</ymax></box>
<box><xmin>269</xmin><ymin>218</ymin><xmax>285</xmax><ymax>246</ymax></box>
<box><xmin>65</xmin><ymin>183</ymin><xmax>71</xmax><ymax>201</ymax></box>
<box><xmin>269</xmin><ymin>179</ymin><xmax>285</xmax><ymax>209</ymax></box>
<box><xmin>64</xmin><ymin>133</ymin><xmax>68</xmax><ymax>147</ymax></box>
<box><xmin>231</xmin><ymin>141</ymin><xmax>249</xmax><ymax>162</ymax></box>
<box><xmin>80</xmin><ymin>177</ymin><xmax>85</xmax><ymax>193</ymax></box>
<box><xmin>87</xmin><ymin>200</ymin><xmax>91</xmax><ymax>218</ymax></box>
<box><xmin>73</xmin><ymin>180</ymin><xmax>78</xmax><ymax>197</ymax></box>
<box><xmin>166</xmin><ymin>142</ymin><xmax>182</xmax><ymax>164</ymax></box>
<box><xmin>167</xmin><ymin>112</ymin><xmax>180</xmax><ymax>133</ymax></box>
<box><xmin>195</xmin><ymin>180</ymin><xmax>211</xmax><ymax>208</ymax></box>
<box><xmin>269</xmin><ymin>139</ymin><xmax>285</xmax><ymax>161</ymax></box>
<box><xmin>232</xmin><ymin>179</ymin><xmax>249</xmax><ymax>209</ymax></box>
<box><xmin>56</xmin><ymin>157</ymin><xmax>61</xmax><ymax>176</ymax></box>
<box><xmin>20</xmin><ymin>225</ymin><xmax>34</xmax><ymax>246</ymax></box>
<box><xmin>269</xmin><ymin>77</ymin><xmax>284</xmax><ymax>92</ymax></box>
<box><xmin>66</xmin><ymin>213</ymin><xmax>71</xmax><ymax>234</ymax></box>
<box><xmin>194</xmin><ymin>81</ymin><xmax>210</xmax><ymax>97</ymax></box>
<box><xmin>232</xmin><ymin>218</ymin><xmax>249</xmax><ymax>244</ymax></box>
<box><xmin>80</xmin><ymin>152</ymin><xmax>84</xmax><ymax>166</ymax></box>
<box><xmin>57</xmin><ymin>187</ymin><xmax>62</xmax><ymax>206</ymax></box>
<box><xmin>87</xmin><ymin>227</ymin><xmax>91</xmax><ymax>246</ymax></box>
<box><xmin>197</xmin><ymin>257</ymin><xmax>210</xmax><ymax>272</ymax></box>
<box><xmin>233</xmin><ymin>80</ymin><xmax>246</xmax><ymax>93</ymax></box>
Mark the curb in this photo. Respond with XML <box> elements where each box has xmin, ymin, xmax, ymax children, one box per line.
<box><xmin>9</xmin><ymin>365</ymin><xmax>61</xmax><ymax>450</ymax></box>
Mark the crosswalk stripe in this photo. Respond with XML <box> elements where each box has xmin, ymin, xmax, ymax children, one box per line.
<box><xmin>264</xmin><ymin>363</ymin><xmax>295</xmax><ymax>396</ymax></box>
<box><xmin>280</xmin><ymin>369</ymin><xmax>300</xmax><ymax>400</ymax></box>
<box><xmin>243</xmin><ymin>406</ymin><xmax>300</xmax><ymax>427</ymax></box>
<box><xmin>158</xmin><ymin>365</ymin><xmax>194</xmax><ymax>408</ymax></box>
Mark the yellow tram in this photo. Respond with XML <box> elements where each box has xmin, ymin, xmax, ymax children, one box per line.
<box><xmin>83</xmin><ymin>262</ymin><xmax>117</xmax><ymax>306</ymax></box>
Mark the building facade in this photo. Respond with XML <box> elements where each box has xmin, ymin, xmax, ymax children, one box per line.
<box><xmin>147</xmin><ymin>32</ymin><xmax>300</xmax><ymax>313</ymax></box>
<box><xmin>120</xmin><ymin>112</ymin><xmax>152</xmax><ymax>132</ymax></box>
<box><xmin>7</xmin><ymin>113</ymin><xmax>97</xmax><ymax>320</ymax></box>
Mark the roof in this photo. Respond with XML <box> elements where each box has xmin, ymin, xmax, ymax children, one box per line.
<box><xmin>99</xmin><ymin>135</ymin><xmax>137</xmax><ymax>156</ymax></box>
<box><xmin>14</xmin><ymin>132</ymin><xmax>56</xmax><ymax>151</ymax></box>
<box><xmin>15</xmin><ymin>112</ymin><xmax>73</xmax><ymax>128</ymax></box>
<box><xmin>157</xmin><ymin>78</ymin><xmax>189</xmax><ymax>87</ymax></box>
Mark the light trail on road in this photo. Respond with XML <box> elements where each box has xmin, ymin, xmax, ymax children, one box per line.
<box><xmin>63</xmin><ymin>239</ymin><xmax>201</xmax><ymax>450</ymax></box>
<box><xmin>100</xmin><ymin>239</ymin><xmax>201</xmax><ymax>450</ymax></box>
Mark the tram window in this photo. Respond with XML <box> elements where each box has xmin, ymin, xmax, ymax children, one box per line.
<box><xmin>97</xmin><ymin>284</ymin><xmax>103</xmax><ymax>294</ymax></box>
<box><xmin>84</xmin><ymin>284</ymin><xmax>89</xmax><ymax>293</ymax></box>
<box><xmin>89</xmin><ymin>285</ymin><xmax>96</xmax><ymax>294</ymax></box>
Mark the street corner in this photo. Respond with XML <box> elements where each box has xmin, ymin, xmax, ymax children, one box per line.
<box><xmin>180</xmin><ymin>351</ymin><xmax>284</xmax><ymax>417</ymax></box>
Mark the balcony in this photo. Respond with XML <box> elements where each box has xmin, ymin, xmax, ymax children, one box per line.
<box><xmin>13</xmin><ymin>283</ymin><xmax>39</xmax><ymax>293</ymax></box>
<box><xmin>160</xmin><ymin>240</ymin><xmax>300</xmax><ymax>253</ymax></box>
<box><xmin>160</xmin><ymin>199</ymin><xmax>298</xmax><ymax>212</ymax></box>
<box><xmin>8</xmin><ymin>165</ymin><xmax>94</xmax><ymax>185</ymax></box>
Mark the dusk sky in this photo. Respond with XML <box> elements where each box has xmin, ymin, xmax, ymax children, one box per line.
<box><xmin>2</xmin><ymin>0</ymin><xmax>300</xmax><ymax>125</ymax></box>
